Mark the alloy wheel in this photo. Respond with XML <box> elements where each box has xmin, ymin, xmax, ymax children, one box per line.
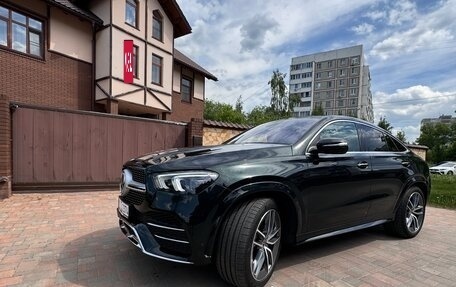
<box><xmin>406</xmin><ymin>191</ymin><xmax>424</xmax><ymax>233</ymax></box>
<box><xmin>250</xmin><ymin>209</ymin><xmax>281</xmax><ymax>282</ymax></box>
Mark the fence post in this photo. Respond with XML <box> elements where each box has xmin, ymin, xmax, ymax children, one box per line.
<box><xmin>187</xmin><ymin>118</ymin><xmax>203</xmax><ymax>147</ymax></box>
<box><xmin>0</xmin><ymin>95</ymin><xmax>12</xmax><ymax>198</ymax></box>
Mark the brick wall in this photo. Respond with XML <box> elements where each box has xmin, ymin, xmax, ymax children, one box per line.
<box><xmin>0</xmin><ymin>50</ymin><xmax>92</xmax><ymax>111</ymax></box>
<box><xmin>0</xmin><ymin>95</ymin><xmax>11</xmax><ymax>199</ymax></box>
<box><xmin>167</xmin><ymin>91</ymin><xmax>204</xmax><ymax>123</ymax></box>
<box><xmin>203</xmin><ymin>127</ymin><xmax>244</xmax><ymax>146</ymax></box>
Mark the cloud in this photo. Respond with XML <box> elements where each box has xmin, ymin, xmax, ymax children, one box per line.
<box><xmin>370</xmin><ymin>0</ymin><xmax>456</xmax><ymax>60</ymax></box>
<box><xmin>240</xmin><ymin>14</ymin><xmax>278</xmax><ymax>52</ymax></box>
<box><xmin>387</xmin><ymin>0</ymin><xmax>417</xmax><ymax>26</ymax></box>
<box><xmin>351</xmin><ymin>23</ymin><xmax>375</xmax><ymax>35</ymax></box>
<box><xmin>373</xmin><ymin>85</ymin><xmax>456</xmax><ymax>141</ymax></box>
<box><xmin>364</xmin><ymin>10</ymin><xmax>386</xmax><ymax>21</ymax></box>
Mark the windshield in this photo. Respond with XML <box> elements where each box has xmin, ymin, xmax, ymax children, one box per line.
<box><xmin>226</xmin><ymin>118</ymin><xmax>321</xmax><ymax>145</ymax></box>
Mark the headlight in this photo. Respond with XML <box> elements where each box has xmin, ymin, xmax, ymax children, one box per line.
<box><xmin>154</xmin><ymin>171</ymin><xmax>219</xmax><ymax>194</ymax></box>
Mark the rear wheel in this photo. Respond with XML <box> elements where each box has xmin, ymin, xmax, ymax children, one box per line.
<box><xmin>385</xmin><ymin>186</ymin><xmax>425</xmax><ymax>238</ymax></box>
<box><xmin>448</xmin><ymin>171</ymin><xmax>453</xmax><ymax>175</ymax></box>
<box><xmin>216</xmin><ymin>198</ymin><xmax>281</xmax><ymax>287</ymax></box>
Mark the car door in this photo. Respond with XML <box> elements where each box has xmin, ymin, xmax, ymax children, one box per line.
<box><xmin>298</xmin><ymin>121</ymin><xmax>372</xmax><ymax>233</ymax></box>
<box><xmin>358</xmin><ymin>124</ymin><xmax>412</xmax><ymax>219</ymax></box>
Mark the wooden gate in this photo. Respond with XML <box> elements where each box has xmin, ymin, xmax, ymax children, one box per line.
<box><xmin>12</xmin><ymin>106</ymin><xmax>187</xmax><ymax>190</ymax></box>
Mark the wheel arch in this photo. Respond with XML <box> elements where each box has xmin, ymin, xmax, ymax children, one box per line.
<box><xmin>393</xmin><ymin>175</ymin><xmax>430</xmax><ymax>215</ymax></box>
<box><xmin>204</xmin><ymin>179</ymin><xmax>302</xmax><ymax>260</ymax></box>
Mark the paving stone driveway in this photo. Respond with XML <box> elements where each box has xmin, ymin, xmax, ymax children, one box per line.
<box><xmin>0</xmin><ymin>191</ymin><xmax>455</xmax><ymax>287</ymax></box>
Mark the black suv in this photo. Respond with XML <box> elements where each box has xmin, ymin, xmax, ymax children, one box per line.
<box><xmin>117</xmin><ymin>116</ymin><xmax>430</xmax><ymax>287</ymax></box>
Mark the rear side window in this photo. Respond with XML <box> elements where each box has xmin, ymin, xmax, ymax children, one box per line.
<box><xmin>311</xmin><ymin>121</ymin><xmax>360</xmax><ymax>151</ymax></box>
<box><xmin>360</xmin><ymin>125</ymin><xmax>403</xmax><ymax>152</ymax></box>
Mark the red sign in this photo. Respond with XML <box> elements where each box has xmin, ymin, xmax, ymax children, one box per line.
<box><xmin>124</xmin><ymin>40</ymin><xmax>134</xmax><ymax>83</ymax></box>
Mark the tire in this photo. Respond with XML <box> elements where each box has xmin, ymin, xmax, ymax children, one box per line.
<box><xmin>447</xmin><ymin>171</ymin><xmax>453</xmax><ymax>175</ymax></box>
<box><xmin>385</xmin><ymin>186</ymin><xmax>426</xmax><ymax>238</ymax></box>
<box><xmin>216</xmin><ymin>198</ymin><xmax>281</xmax><ymax>287</ymax></box>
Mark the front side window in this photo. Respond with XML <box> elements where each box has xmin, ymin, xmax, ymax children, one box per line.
<box><xmin>152</xmin><ymin>10</ymin><xmax>162</xmax><ymax>41</ymax></box>
<box><xmin>0</xmin><ymin>6</ymin><xmax>43</xmax><ymax>58</ymax></box>
<box><xmin>360</xmin><ymin>125</ymin><xmax>399</xmax><ymax>152</ymax></box>
<box><xmin>312</xmin><ymin>121</ymin><xmax>360</xmax><ymax>152</ymax></box>
<box><xmin>151</xmin><ymin>54</ymin><xmax>162</xmax><ymax>85</ymax></box>
<box><xmin>181</xmin><ymin>77</ymin><xmax>192</xmax><ymax>102</ymax></box>
<box><xmin>125</xmin><ymin>0</ymin><xmax>138</xmax><ymax>28</ymax></box>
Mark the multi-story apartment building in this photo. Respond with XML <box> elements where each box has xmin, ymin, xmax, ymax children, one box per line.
<box><xmin>0</xmin><ymin>0</ymin><xmax>217</xmax><ymax>122</ymax></box>
<box><xmin>421</xmin><ymin>115</ymin><xmax>456</xmax><ymax>126</ymax></box>
<box><xmin>289</xmin><ymin>45</ymin><xmax>373</xmax><ymax>122</ymax></box>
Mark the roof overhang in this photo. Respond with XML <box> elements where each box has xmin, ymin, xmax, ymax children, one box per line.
<box><xmin>46</xmin><ymin>0</ymin><xmax>103</xmax><ymax>26</ymax></box>
<box><xmin>174</xmin><ymin>49</ymin><xmax>218</xmax><ymax>81</ymax></box>
<box><xmin>158</xmin><ymin>0</ymin><xmax>192</xmax><ymax>38</ymax></box>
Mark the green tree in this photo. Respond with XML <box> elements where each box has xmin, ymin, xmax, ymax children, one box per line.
<box><xmin>204</xmin><ymin>100</ymin><xmax>246</xmax><ymax>124</ymax></box>
<box><xmin>396</xmin><ymin>130</ymin><xmax>407</xmax><ymax>143</ymax></box>
<box><xmin>311</xmin><ymin>105</ymin><xmax>324</xmax><ymax>116</ymax></box>
<box><xmin>235</xmin><ymin>95</ymin><xmax>243</xmax><ymax>113</ymax></box>
<box><xmin>268</xmin><ymin>69</ymin><xmax>289</xmax><ymax>116</ymax></box>
<box><xmin>247</xmin><ymin>106</ymin><xmax>278</xmax><ymax>126</ymax></box>
<box><xmin>417</xmin><ymin>122</ymin><xmax>456</xmax><ymax>163</ymax></box>
<box><xmin>378</xmin><ymin>116</ymin><xmax>393</xmax><ymax>132</ymax></box>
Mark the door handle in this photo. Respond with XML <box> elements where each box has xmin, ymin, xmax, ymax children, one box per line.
<box><xmin>401</xmin><ymin>161</ymin><xmax>410</xmax><ymax>167</ymax></box>
<box><xmin>357</xmin><ymin>162</ymin><xmax>369</xmax><ymax>169</ymax></box>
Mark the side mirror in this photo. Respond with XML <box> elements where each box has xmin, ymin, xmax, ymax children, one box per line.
<box><xmin>315</xmin><ymin>138</ymin><xmax>349</xmax><ymax>154</ymax></box>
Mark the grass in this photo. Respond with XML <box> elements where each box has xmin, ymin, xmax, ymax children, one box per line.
<box><xmin>429</xmin><ymin>174</ymin><xmax>456</xmax><ymax>209</ymax></box>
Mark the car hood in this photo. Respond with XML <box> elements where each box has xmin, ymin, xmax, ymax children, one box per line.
<box><xmin>125</xmin><ymin>143</ymin><xmax>293</xmax><ymax>171</ymax></box>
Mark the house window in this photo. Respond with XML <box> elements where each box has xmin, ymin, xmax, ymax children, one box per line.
<box><xmin>351</xmin><ymin>67</ymin><xmax>358</xmax><ymax>75</ymax></box>
<box><xmin>338</xmin><ymin>90</ymin><xmax>346</xmax><ymax>97</ymax></box>
<box><xmin>133</xmin><ymin>45</ymin><xmax>138</xmax><ymax>78</ymax></box>
<box><xmin>152</xmin><ymin>54</ymin><xmax>162</xmax><ymax>85</ymax></box>
<box><xmin>328</xmin><ymin>60</ymin><xmax>333</xmax><ymax>68</ymax></box>
<box><xmin>316</xmin><ymin>63</ymin><xmax>321</xmax><ymax>69</ymax></box>
<box><xmin>350</xmin><ymin>78</ymin><xmax>358</xmax><ymax>86</ymax></box>
<box><xmin>328</xmin><ymin>71</ymin><xmax>333</xmax><ymax>78</ymax></box>
<box><xmin>338</xmin><ymin>100</ymin><xmax>345</xmax><ymax>107</ymax></box>
<box><xmin>350</xmin><ymin>88</ymin><xmax>357</xmax><ymax>96</ymax></box>
<box><xmin>181</xmin><ymin>77</ymin><xmax>192</xmax><ymax>102</ymax></box>
<box><xmin>327</xmin><ymin>81</ymin><xmax>332</xmax><ymax>88</ymax></box>
<box><xmin>339</xmin><ymin>79</ymin><xmax>345</xmax><ymax>87</ymax></box>
<box><xmin>152</xmin><ymin>10</ymin><xmax>162</xmax><ymax>41</ymax></box>
<box><xmin>0</xmin><ymin>6</ymin><xmax>43</xmax><ymax>58</ymax></box>
<box><xmin>125</xmin><ymin>0</ymin><xmax>138</xmax><ymax>28</ymax></box>
<box><xmin>326</xmin><ymin>101</ymin><xmax>331</xmax><ymax>108</ymax></box>
<box><xmin>339</xmin><ymin>69</ymin><xmax>345</xmax><ymax>77</ymax></box>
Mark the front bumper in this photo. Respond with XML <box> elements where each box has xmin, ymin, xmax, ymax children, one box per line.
<box><xmin>118</xmin><ymin>214</ymin><xmax>193</xmax><ymax>264</ymax></box>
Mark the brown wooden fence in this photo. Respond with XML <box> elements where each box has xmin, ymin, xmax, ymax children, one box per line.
<box><xmin>12</xmin><ymin>106</ymin><xmax>187</xmax><ymax>190</ymax></box>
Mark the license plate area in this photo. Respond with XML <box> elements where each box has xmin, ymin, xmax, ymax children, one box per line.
<box><xmin>118</xmin><ymin>198</ymin><xmax>129</xmax><ymax>218</ymax></box>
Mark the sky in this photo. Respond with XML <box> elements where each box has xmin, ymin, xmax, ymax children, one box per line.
<box><xmin>175</xmin><ymin>0</ymin><xmax>456</xmax><ymax>143</ymax></box>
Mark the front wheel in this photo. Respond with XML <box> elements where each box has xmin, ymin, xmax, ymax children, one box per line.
<box><xmin>447</xmin><ymin>171</ymin><xmax>453</xmax><ymax>175</ymax></box>
<box><xmin>216</xmin><ymin>198</ymin><xmax>281</xmax><ymax>287</ymax></box>
<box><xmin>385</xmin><ymin>186</ymin><xmax>426</xmax><ymax>238</ymax></box>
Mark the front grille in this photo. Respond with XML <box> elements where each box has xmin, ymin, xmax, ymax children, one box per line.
<box><xmin>130</xmin><ymin>168</ymin><xmax>146</xmax><ymax>184</ymax></box>
<box><xmin>121</xmin><ymin>189</ymin><xmax>146</xmax><ymax>205</ymax></box>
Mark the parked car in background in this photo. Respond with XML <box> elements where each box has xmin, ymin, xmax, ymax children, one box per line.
<box><xmin>117</xmin><ymin>116</ymin><xmax>430</xmax><ymax>287</ymax></box>
<box><xmin>430</xmin><ymin>162</ymin><xmax>456</xmax><ymax>175</ymax></box>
